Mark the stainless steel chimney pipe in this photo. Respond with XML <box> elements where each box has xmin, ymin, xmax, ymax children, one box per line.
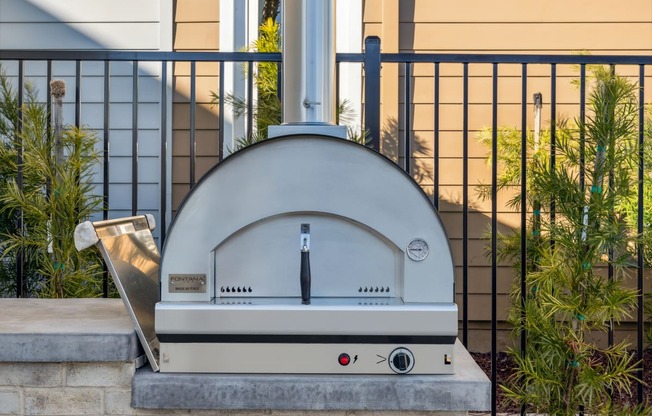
<box><xmin>281</xmin><ymin>0</ymin><xmax>337</xmax><ymax>125</ymax></box>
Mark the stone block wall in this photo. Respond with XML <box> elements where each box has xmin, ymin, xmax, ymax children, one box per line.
<box><xmin>0</xmin><ymin>362</ymin><xmax>135</xmax><ymax>415</ymax></box>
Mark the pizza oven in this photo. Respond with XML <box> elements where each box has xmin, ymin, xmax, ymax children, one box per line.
<box><xmin>74</xmin><ymin>0</ymin><xmax>458</xmax><ymax>375</ymax></box>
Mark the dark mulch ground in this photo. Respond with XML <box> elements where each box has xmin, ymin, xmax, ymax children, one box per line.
<box><xmin>471</xmin><ymin>349</ymin><xmax>652</xmax><ymax>413</ymax></box>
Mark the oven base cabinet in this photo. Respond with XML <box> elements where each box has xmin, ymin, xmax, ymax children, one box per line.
<box><xmin>159</xmin><ymin>342</ymin><xmax>455</xmax><ymax>374</ymax></box>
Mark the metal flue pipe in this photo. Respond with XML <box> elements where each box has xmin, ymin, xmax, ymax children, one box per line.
<box><xmin>281</xmin><ymin>0</ymin><xmax>337</xmax><ymax>125</ymax></box>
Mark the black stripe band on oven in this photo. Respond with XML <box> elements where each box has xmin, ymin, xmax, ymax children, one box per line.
<box><xmin>157</xmin><ymin>334</ymin><xmax>457</xmax><ymax>344</ymax></box>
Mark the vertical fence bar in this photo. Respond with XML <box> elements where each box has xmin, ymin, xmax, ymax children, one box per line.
<box><xmin>607</xmin><ymin>64</ymin><xmax>615</xmax><ymax>348</ymax></box>
<box><xmin>578</xmin><ymin>66</ymin><xmax>589</xmax><ymax>410</ymax></box>
<box><xmin>46</xmin><ymin>61</ymin><xmax>52</xmax><ymax>201</ymax></box>
<box><xmin>579</xmin><ymin>64</ymin><xmax>586</xmax><ymax>194</ymax></box>
<box><xmin>102</xmin><ymin>60</ymin><xmax>111</xmax><ymax>298</ymax></box>
<box><xmin>578</xmin><ymin>67</ymin><xmax>590</xmax><ymax>385</ymax></box>
<box><xmin>46</xmin><ymin>61</ymin><xmax>52</xmax><ymax>128</ymax></box>
<box><xmin>433</xmin><ymin>62</ymin><xmax>440</xmax><ymax>209</ymax></box>
<box><xmin>491</xmin><ymin>62</ymin><xmax>498</xmax><ymax>416</ymax></box>
<box><xmin>103</xmin><ymin>61</ymin><xmax>110</xmax><ymax>221</ymax></box>
<box><xmin>519</xmin><ymin>63</ymin><xmax>528</xmax><ymax>416</ymax></box>
<box><xmin>16</xmin><ymin>60</ymin><xmax>25</xmax><ymax>298</ymax></box>
<box><xmin>247</xmin><ymin>61</ymin><xmax>254</xmax><ymax>141</ymax></box>
<box><xmin>636</xmin><ymin>64</ymin><xmax>645</xmax><ymax>405</ymax></box>
<box><xmin>549</xmin><ymin>64</ymin><xmax>556</xmax><ymax>233</ymax></box>
<box><xmin>75</xmin><ymin>60</ymin><xmax>81</xmax><ymax>128</ymax></box>
<box><xmin>580</xmin><ymin>62</ymin><xmax>589</xmax><ymax>416</ymax></box>
<box><xmin>404</xmin><ymin>62</ymin><xmax>412</xmax><ymax>175</ymax></box>
<box><xmin>47</xmin><ymin>61</ymin><xmax>52</xmax><ymax>126</ymax></box>
<box><xmin>218</xmin><ymin>61</ymin><xmax>225</xmax><ymax>162</ymax></box>
<box><xmin>579</xmin><ymin>66</ymin><xmax>586</xmax><ymax>345</ymax></box>
<box><xmin>276</xmin><ymin>61</ymin><xmax>282</xmax><ymax>104</ymax></box>
<box><xmin>363</xmin><ymin>36</ymin><xmax>381</xmax><ymax>151</ymax></box>
<box><xmin>189</xmin><ymin>61</ymin><xmax>196</xmax><ymax>188</ymax></box>
<box><xmin>335</xmin><ymin>63</ymin><xmax>340</xmax><ymax>124</ymax></box>
<box><xmin>131</xmin><ymin>61</ymin><xmax>139</xmax><ymax>216</ymax></box>
<box><xmin>159</xmin><ymin>60</ymin><xmax>168</xmax><ymax>245</ymax></box>
<box><xmin>462</xmin><ymin>62</ymin><xmax>469</xmax><ymax>347</ymax></box>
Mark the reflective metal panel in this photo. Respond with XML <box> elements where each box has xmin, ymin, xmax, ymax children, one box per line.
<box><xmin>155</xmin><ymin>299</ymin><xmax>458</xmax><ymax>336</ymax></box>
<box><xmin>159</xmin><ymin>342</ymin><xmax>456</xmax><ymax>374</ymax></box>
<box><xmin>281</xmin><ymin>0</ymin><xmax>336</xmax><ymax>124</ymax></box>
<box><xmin>94</xmin><ymin>216</ymin><xmax>160</xmax><ymax>371</ymax></box>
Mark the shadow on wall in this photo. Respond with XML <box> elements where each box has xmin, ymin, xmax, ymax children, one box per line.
<box><xmin>0</xmin><ymin>0</ymin><xmax>161</xmax><ymax>50</ymax></box>
<box><xmin>398</xmin><ymin>0</ymin><xmax>419</xmax><ymax>52</ymax></box>
<box><xmin>0</xmin><ymin>0</ymin><xmax>103</xmax><ymax>49</ymax></box>
<box><xmin>379</xmin><ymin>116</ymin><xmax>432</xmax><ymax>185</ymax></box>
<box><xmin>377</xmin><ymin>112</ymin><xmax>520</xmax><ymax>351</ymax></box>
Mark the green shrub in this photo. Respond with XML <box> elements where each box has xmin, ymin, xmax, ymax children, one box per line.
<box><xmin>481</xmin><ymin>67</ymin><xmax>650</xmax><ymax>414</ymax></box>
<box><xmin>0</xmin><ymin>68</ymin><xmax>104</xmax><ymax>297</ymax></box>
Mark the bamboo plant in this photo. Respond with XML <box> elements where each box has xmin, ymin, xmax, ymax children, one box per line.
<box><xmin>481</xmin><ymin>68</ymin><xmax>649</xmax><ymax>414</ymax></box>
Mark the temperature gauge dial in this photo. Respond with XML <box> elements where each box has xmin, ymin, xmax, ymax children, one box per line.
<box><xmin>406</xmin><ymin>238</ymin><xmax>429</xmax><ymax>261</ymax></box>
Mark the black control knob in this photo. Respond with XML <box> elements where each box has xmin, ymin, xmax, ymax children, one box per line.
<box><xmin>388</xmin><ymin>347</ymin><xmax>415</xmax><ymax>374</ymax></box>
<box><xmin>392</xmin><ymin>352</ymin><xmax>410</xmax><ymax>370</ymax></box>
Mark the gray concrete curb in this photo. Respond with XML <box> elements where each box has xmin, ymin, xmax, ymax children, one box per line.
<box><xmin>0</xmin><ymin>298</ymin><xmax>141</xmax><ymax>362</ymax></box>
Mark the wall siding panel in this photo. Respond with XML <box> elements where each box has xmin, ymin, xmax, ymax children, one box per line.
<box><xmin>0</xmin><ymin>22</ymin><xmax>160</xmax><ymax>50</ymax></box>
<box><xmin>363</xmin><ymin>0</ymin><xmax>652</xmax><ymax>349</ymax></box>
<box><xmin>400</xmin><ymin>0</ymin><xmax>652</xmax><ymax>24</ymax></box>
<box><xmin>0</xmin><ymin>0</ymin><xmax>161</xmax><ymax>23</ymax></box>
<box><xmin>0</xmin><ymin>0</ymin><xmax>172</xmax><ymax>241</ymax></box>
<box><xmin>400</xmin><ymin>22</ymin><xmax>652</xmax><ymax>52</ymax></box>
<box><xmin>171</xmin><ymin>0</ymin><xmax>221</xmax><ymax>212</ymax></box>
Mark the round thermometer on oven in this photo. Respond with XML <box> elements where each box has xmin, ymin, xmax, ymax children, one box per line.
<box><xmin>406</xmin><ymin>238</ymin><xmax>429</xmax><ymax>261</ymax></box>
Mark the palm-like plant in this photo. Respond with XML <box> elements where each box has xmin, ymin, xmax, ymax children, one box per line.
<box><xmin>482</xmin><ymin>68</ymin><xmax>649</xmax><ymax>414</ymax></box>
<box><xmin>0</xmin><ymin>69</ymin><xmax>104</xmax><ymax>297</ymax></box>
<box><xmin>211</xmin><ymin>18</ymin><xmax>361</xmax><ymax>153</ymax></box>
<box><xmin>210</xmin><ymin>18</ymin><xmax>281</xmax><ymax>151</ymax></box>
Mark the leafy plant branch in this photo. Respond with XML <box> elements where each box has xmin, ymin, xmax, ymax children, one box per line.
<box><xmin>479</xmin><ymin>67</ymin><xmax>649</xmax><ymax>414</ymax></box>
<box><xmin>0</xmin><ymin>69</ymin><xmax>104</xmax><ymax>297</ymax></box>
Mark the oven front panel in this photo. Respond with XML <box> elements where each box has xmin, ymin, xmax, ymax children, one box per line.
<box><xmin>213</xmin><ymin>213</ymin><xmax>401</xmax><ymax>299</ymax></box>
<box><xmin>155</xmin><ymin>300</ymin><xmax>458</xmax><ymax>336</ymax></box>
<box><xmin>159</xmin><ymin>342</ymin><xmax>455</xmax><ymax>374</ymax></box>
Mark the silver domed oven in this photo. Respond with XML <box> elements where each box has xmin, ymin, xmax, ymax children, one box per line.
<box><xmin>74</xmin><ymin>0</ymin><xmax>458</xmax><ymax>375</ymax></box>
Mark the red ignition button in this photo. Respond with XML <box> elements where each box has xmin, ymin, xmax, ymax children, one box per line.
<box><xmin>338</xmin><ymin>353</ymin><xmax>351</xmax><ymax>366</ymax></box>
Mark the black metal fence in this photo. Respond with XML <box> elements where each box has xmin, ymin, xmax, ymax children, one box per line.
<box><xmin>1</xmin><ymin>36</ymin><xmax>651</xmax><ymax>413</ymax></box>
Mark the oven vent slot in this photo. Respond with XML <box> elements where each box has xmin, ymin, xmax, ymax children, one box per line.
<box><xmin>221</xmin><ymin>286</ymin><xmax>253</xmax><ymax>294</ymax></box>
<box><xmin>358</xmin><ymin>286</ymin><xmax>390</xmax><ymax>294</ymax></box>
<box><xmin>358</xmin><ymin>301</ymin><xmax>391</xmax><ymax>306</ymax></box>
<box><xmin>220</xmin><ymin>301</ymin><xmax>254</xmax><ymax>305</ymax></box>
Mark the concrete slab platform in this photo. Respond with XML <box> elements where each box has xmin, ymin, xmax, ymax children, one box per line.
<box><xmin>0</xmin><ymin>298</ymin><xmax>141</xmax><ymax>362</ymax></box>
<box><xmin>0</xmin><ymin>299</ymin><xmax>490</xmax><ymax>411</ymax></box>
<box><xmin>132</xmin><ymin>340</ymin><xmax>490</xmax><ymax>411</ymax></box>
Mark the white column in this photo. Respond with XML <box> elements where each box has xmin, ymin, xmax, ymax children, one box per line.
<box><xmin>336</xmin><ymin>0</ymin><xmax>362</xmax><ymax>137</ymax></box>
<box><xmin>219</xmin><ymin>0</ymin><xmax>259</xmax><ymax>156</ymax></box>
<box><xmin>160</xmin><ymin>0</ymin><xmax>173</xmax><ymax>231</ymax></box>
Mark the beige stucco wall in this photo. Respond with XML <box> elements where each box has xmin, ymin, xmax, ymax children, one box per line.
<box><xmin>171</xmin><ymin>0</ymin><xmax>652</xmax><ymax>351</ymax></box>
